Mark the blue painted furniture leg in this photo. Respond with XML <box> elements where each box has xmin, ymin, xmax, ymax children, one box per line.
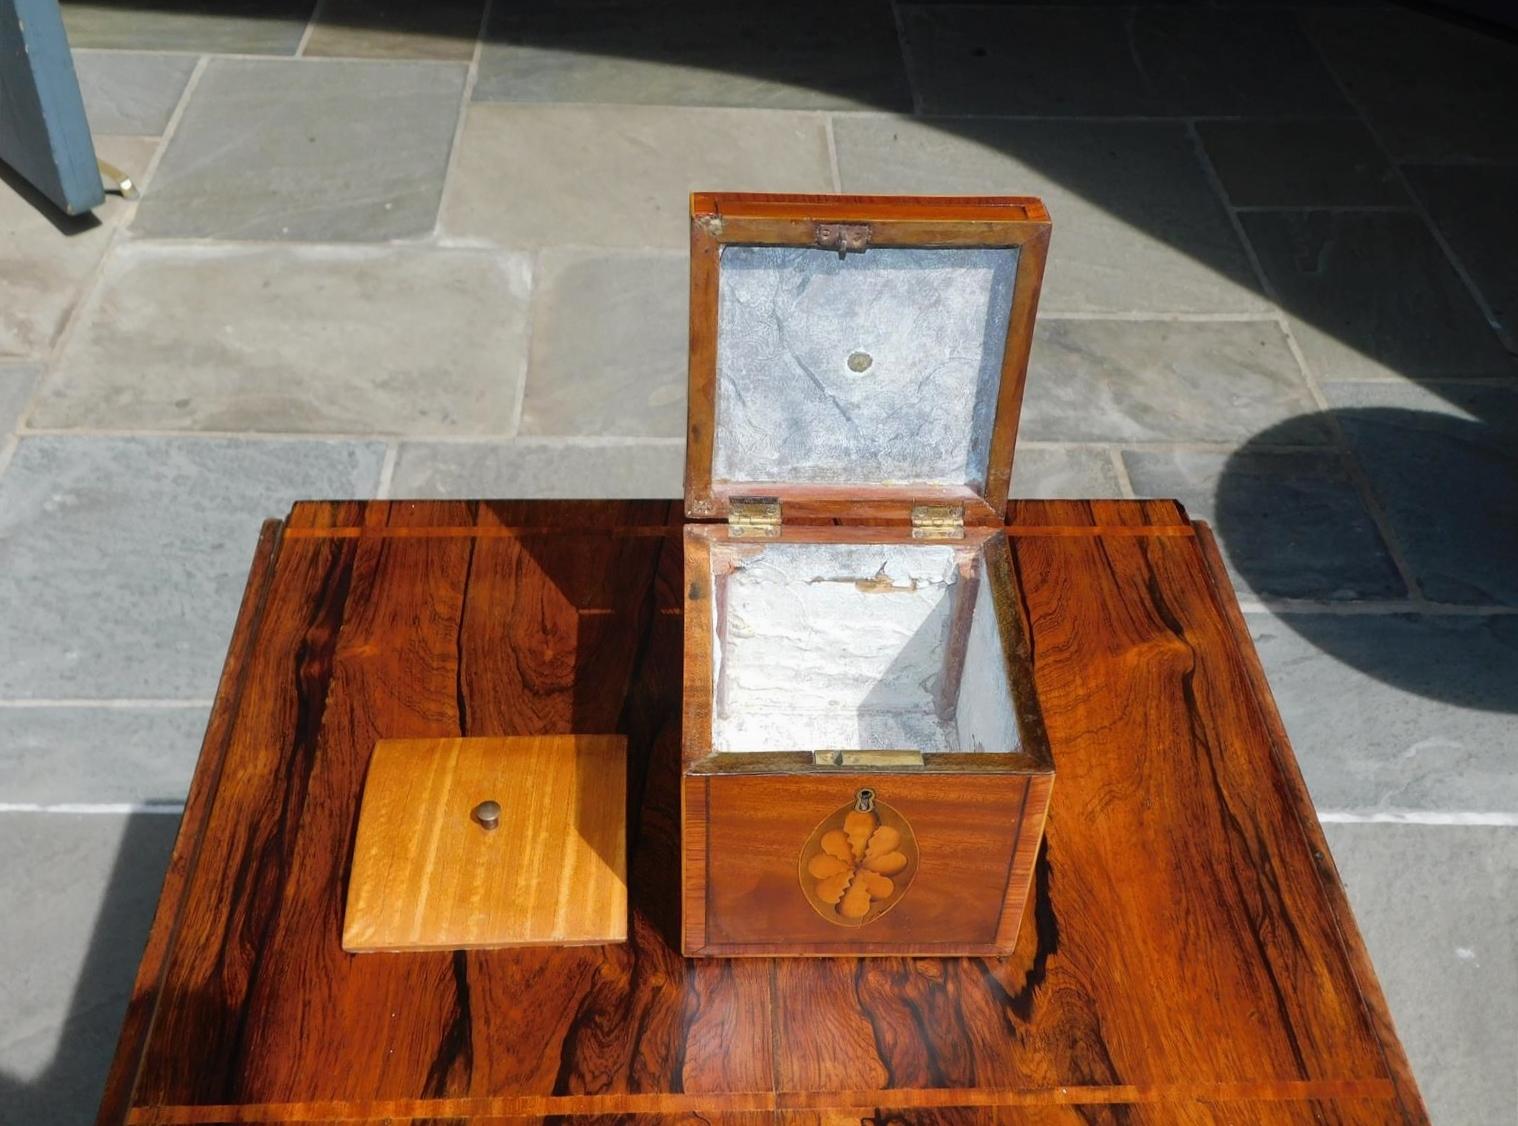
<box><xmin>0</xmin><ymin>0</ymin><xmax>104</xmax><ymax>214</ymax></box>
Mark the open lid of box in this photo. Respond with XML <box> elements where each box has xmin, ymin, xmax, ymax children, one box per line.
<box><xmin>685</xmin><ymin>193</ymin><xmax>1051</xmax><ymax>526</ymax></box>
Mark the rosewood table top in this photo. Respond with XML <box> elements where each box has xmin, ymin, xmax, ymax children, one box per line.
<box><xmin>99</xmin><ymin>499</ymin><xmax>1427</xmax><ymax>1125</ymax></box>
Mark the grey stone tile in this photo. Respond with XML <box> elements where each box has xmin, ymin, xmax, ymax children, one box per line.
<box><xmin>1251</xmin><ymin>611</ymin><xmax>1518</xmax><ymax>815</ymax></box>
<box><xmin>522</xmin><ymin>250</ymin><xmax>685</xmax><ymax>438</ymax></box>
<box><xmin>391</xmin><ymin>440</ymin><xmax>682</xmax><ymax>498</ymax></box>
<box><xmin>1310</xmin><ymin>8</ymin><xmax>1518</xmax><ymax>163</ymax></box>
<box><xmin>477</xmin><ymin>1</ymin><xmax>911</xmax><ymax>110</ymax></box>
<box><xmin>0</xmin><ymin>706</ymin><xmax>209</xmax><ymax>805</ymax></box>
<box><xmin>34</xmin><ymin>243</ymin><xmax>530</xmax><ymax>436</ymax></box>
<box><xmin>1323</xmin><ymin>823</ymin><xmax>1518</xmax><ymax>1126</ymax></box>
<box><xmin>1404</xmin><ymin>164</ymin><xmax>1518</xmax><ymax>350</ymax></box>
<box><xmin>0</xmin><ymin>812</ymin><xmax>177</xmax><ymax>1126</ymax></box>
<box><xmin>132</xmin><ymin>58</ymin><xmax>466</xmax><ymax>241</ymax></box>
<box><xmin>1195</xmin><ymin>120</ymin><xmax>1405</xmax><ymax>208</ymax></box>
<box><xmin>61</xmin><ymin>0</ymin><xmax>312</xmax><ymax>53</ymax></box>
<box><xmin>1123</xmin><ymin>448</ymin><xmax>1405</xmax><ymax>601</ymax></box>
<box><xmin>303</xmin><ymin>0</ymin><xmax>482</xmax><ymax>61</ymax></box>
<box><xmin>899</xmin><ymin>6</ymin><xmax>1347</xmax><ymax>116</ymax></box>
<box><xmin>0</xmin><ymin>437</ymin><xmax>384</xmax><ymax>698</ymax></box>
<box><xmin>92</xmin><ymin>136</ymin><xmax>160</xmax><ymax>194</ymax></box>
<box><xmin>442</xmin><ymin>104</ymin><xmax>833</xmax><ymax>250</ymax></box>
<box><xmin>0</xmin><ymin>364</ymin><xmax>40</xmax><ymax>434</ymax></box>
<box><xmin>1023</xmin><ymin>319</ymin><xmax>1326</xmax><ymax>444</ymax></box>
<box><xmin>1127</xmin><ymin>8</ymin><xmax>1351</xmax><ymax>117</ymax></box>
<box><xmin>73</xmin><ymin>51</ymin><xmax>197</xmax><ymax>136</ymax></box>
<box><xmin>1326</xmin><ymin>381</ymin><xmax>1518</xmax><ymax>607</ymax></box>
<box><xmin>0</xmin><ymin>167</ymin><xmax>131</xmax><ymax>359</ymax></box>
<box><xmin>898</xmin><ymin>5</ymin><xmax>1158</xmax><ymax>116</ymax></box>
<box><xmin>1009</xmin><ymin>446</ymin><xmax>1121</xmax><ymax>499</ymax></box>
<box><xmin>833</xmin><ymin>117</ymin><xmax>1267</xmax><ymax>314</ymax></box>
<box><xmin>1241</xmin><ymin>210</ymin><xmax>1513</xmax><ymax>380</ymax></box>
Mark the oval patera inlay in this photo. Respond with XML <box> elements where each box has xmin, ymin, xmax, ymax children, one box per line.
<box><xmin>798</xmin><ymin>789</ymin><xmax>918</xmax><ymax>927</ymax></box>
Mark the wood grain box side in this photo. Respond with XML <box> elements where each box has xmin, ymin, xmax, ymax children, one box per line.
<box><xmin>684</xmin><ymin>770</ymin><xmax>1051</xmax><ymax>957</ymax></box>
<box><xmin>681</xmin><ymin>515</ymin><xmax>1054</xmax><ymax>957</ymax></box>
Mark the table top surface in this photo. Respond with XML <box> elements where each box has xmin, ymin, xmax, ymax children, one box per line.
<box><xmin>100</xmin><ymin>499</ymin><xmax>1426</xmax><ymax>1125</ymax></box>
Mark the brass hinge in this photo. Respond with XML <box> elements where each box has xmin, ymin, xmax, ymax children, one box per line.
<box><xmin>728</xmin><ymin>496</ymin><xmax>781</xmax><ymax>538</ymax></box>
<box><xmin>814</xmin><ymin>222</ymin><xmax>871</xmax><ymax>258</ymax></box>
<box><xmin>911</xmin><ymin>503</ymin><xmax>965</xmax><ymax>540</ymax></box>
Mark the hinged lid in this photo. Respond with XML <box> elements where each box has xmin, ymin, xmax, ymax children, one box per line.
<box><xmin>685</xmin><ymin>193</ymin><xmax>1051</xmax><ymax>525</ymax></box>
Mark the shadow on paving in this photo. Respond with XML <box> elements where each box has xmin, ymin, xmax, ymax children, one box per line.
<box><xmin>1217</xmin><ymin>401</ymin><xmax>1518</xmax><ymax>712</ymax></box>
<box><xmin>0</xmin><ymin>814</ymin><xmax>177</xmax><ymax>1126</ymax></box>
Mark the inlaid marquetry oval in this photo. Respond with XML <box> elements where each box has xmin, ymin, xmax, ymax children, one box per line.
<box><xmin>798</xmin><ymin>790</ymin><xmax>918</xmax><ymax>927</ymax></box>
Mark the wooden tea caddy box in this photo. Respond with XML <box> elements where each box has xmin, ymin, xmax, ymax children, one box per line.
<box><xmin>681</xmin><ymin>193</ymin><xmax>1055</xmax><ymax>957</ymax></box>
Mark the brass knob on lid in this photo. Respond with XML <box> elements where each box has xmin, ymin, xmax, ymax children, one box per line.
<box><xmin>473</xmin><ymin>800</ymin><xmax>501</xmax><ymax>830</ymax></box>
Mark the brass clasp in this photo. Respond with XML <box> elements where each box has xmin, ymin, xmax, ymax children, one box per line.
<box><xmin>814</xmin><ymin>222</ymin><xmax>871</xmax><ymax>258</ymax></box>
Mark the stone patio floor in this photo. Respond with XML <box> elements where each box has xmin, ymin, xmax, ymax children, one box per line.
<box><xmin>1</xmin><ymin>2</ymin><xmax>1515</xmax><ymax>1122</ymax></box>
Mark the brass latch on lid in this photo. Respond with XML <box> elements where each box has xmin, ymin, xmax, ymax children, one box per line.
<box><xmin>814</xmin><ymin>222</ymin><xmax>871</xmax><ymax>258</ymax></box>
<box><xmin>911</xmin><ymin>503</ymin><xmax>965</xmax><ymax>540</ymax></box>
<box><xmin>728</xmin><ymin>496</ymin><xmax>781</xmax><ymax>538</ymax></box>
<box><xmin>812</xmin><ymin>749</ymin><xmax>926</xmax><ymax>768</ymax></box>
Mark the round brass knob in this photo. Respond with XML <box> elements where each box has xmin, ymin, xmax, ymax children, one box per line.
<box><xmin>473</xmin><ymin>800</ymin><xmax>501</xmax><ymax>830</ymax></box>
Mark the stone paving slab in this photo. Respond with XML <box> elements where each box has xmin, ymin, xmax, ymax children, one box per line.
<box><xmin>1326</xmin><ymin>380</ymin><xmax>1518</xmax><ymax>607</ymax></box>
<box><xmin>391</xmin><ymin>440</ymin><xmax>1126</xmax><ymax>505</ymax></box>
<box><xmin>1309</xmin><ymin>7</ymin><xmax>1518</xmax><ymax>164</ymax></box>
<box><xmin>0</xmin><ymin>812</ymin><xmax>176</xmax><ymax>1126</ymax></box>
<box><xmin>1124</xmin><ymin>447</ymin><xmax>1405</xmax><ymax>601</ymax></box>
<box><xmin>34</xmin><ymin>243</ymin><xmax>531</xmax><ymax>436</ymax></box>
<box><xmin>1194</xmin><ymin>120</ymin><xmax>1405</xmax><ymax>209</ymax></box>
<box><xmin>0</xmin><ymin>706</ymin><xmax>209</xmax><ymax>806</ymax></box>
<box><xmin>0</xmin><ymin>168</ymin><xmax>132</xmax><ymax>359</ymax></box>
<box><xmin>899</xmin><ymin>5</ymin><xmax>1348</xmax><ymax>118</ymax></box>
<box><xmin>1324</xmin><ymin>823</ymin><xmax>1518</xmax><ymax>1126</ymax></box>
<box><xmin>477</xmin><ymin>0</ymin><xmax>911</xmax><ymax>110</ymax></box>
<box><xmin>73</xmin><ymin>51</ymin><xmax>198</xmax><ymax>137</ymax></box>
<box><xmin>303</xmin><ymin>0</ymin><xmax>483</xmax><ymax>61</ymax></box>
<box><xmin>521</xmin><ymin>249</ymin><xmax>686</xmax><ymax>438</ymax></box>
<box><xmin>1252</xmin><ymin>611</ymin><xmax>1518</xmax><ymax>816</ymax></box>
<box><xmin>61</xmin><ymin>0</ymin><xmax>313</xmax><ymax>54</ymax></box>
<box><xmin>834</xmin><ymin>116</ymin><xmax>1268</xmax><ymax>315</ymax></box>
<box><xmin>90</xmin><ymin>136</ymin><xmax>161</xmax><ymax>197</ymax></box>
<box><xmin>0</xmin><ymin>437</ymin><xmax>384</xmax><ymax>699</ymax></box>
<box><xmin>391</xmin><ymin>439</ymin><xmax>682</xmax><ymax>499</ymax></box>
<box><xmin>1404</xmin><ymin>163</ymin><xmax>1518</xmax><ymax>350</ymax></box>
<box><xmin>897</xmin><ymin>5</ymin><xmax>1156</xmax><ymax>117</ymax></box>
<box><xmin>1121</xmin><ymin>8</ymin><xmax>1350</xmax><ymax>117</ymax></box>
<box><xmin>1241</xmin><ymin>209</ymin><xmax>1514</xmax><ymax>381</ymax></box>
<box><xmin>1009</xmin><ymin>446</ymin><xmax>1122</xmax><ymax>499</ymax></box>
<box><xmin>0</xmin><ymin>364</ymin><xmax>40</xmax><ymax>435</ymax></box>
<box><xmin>441</xmin><ymin>103</ymin><xmax>834</xmax><ymax>250</ymax></box>
<box><xmin>132</xmin><ymin>58</ymin><xmax>466</xmax><ymax>241</ymax></box>
<box><xmin>1024</xmin><ymin>319</ymin><xmax>1326</xmax><ymax>444</ymax></box>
